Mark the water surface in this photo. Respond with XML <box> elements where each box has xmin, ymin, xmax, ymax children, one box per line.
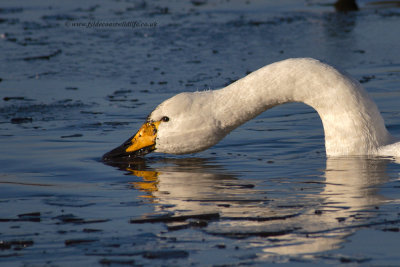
<box><xmin>1</xmin><ymin>0</ymin><xmax>400</xmax><ymax>266</ymax></box>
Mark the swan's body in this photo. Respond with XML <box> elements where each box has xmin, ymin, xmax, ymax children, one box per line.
<box><xmin>103</xmin><ymin>58</ymin><xmax>400</xmax><ymax>160</ymax></box>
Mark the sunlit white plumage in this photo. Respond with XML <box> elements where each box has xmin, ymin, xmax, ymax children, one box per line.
<box><xmin>148</xmin><ymin>58</ymin><xmax>399</xmax><ymax>157</ymax></box>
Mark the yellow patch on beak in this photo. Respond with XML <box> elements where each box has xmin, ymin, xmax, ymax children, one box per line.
<box><xmin>126</xmin><ymin>121</ymin><xmax>161</xmax><ymax>153</ymax></box>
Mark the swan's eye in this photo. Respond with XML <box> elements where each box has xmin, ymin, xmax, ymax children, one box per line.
<box><xmin>161</xmin><ymin>116</ymin><xmax>169</xmax><ymax>122</ymax></box>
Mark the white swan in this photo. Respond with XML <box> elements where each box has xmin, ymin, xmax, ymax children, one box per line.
<box><xmin>103</xmin><ymin>58</ymin><xmax>400</xmax><ymax>159</ymax></box>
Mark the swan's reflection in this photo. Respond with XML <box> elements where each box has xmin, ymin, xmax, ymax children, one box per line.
<box><xmin>106</xmin><ymin>156</ymin><xmax>393</xmax><ymax>257</ymax></box>
<box><xmin>259</xmin><ymin>157</ymin><xmax>391</xmax><ymax>257</ymax></box>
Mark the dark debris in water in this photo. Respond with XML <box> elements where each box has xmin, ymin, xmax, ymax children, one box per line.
<box><xmin>359</xmin><ymin>75</ymin><xmax>376</xmax><ymax>84</ymax></box>
<box><xmin>99</xmin><ymin>258</ymin><xmax>136</xmax><ymax>265</ymax></box>
<box><xmin>0</xmin><ymin>240</ymin><xmax>34</xmax><ymax>250</ymax></box>
<box><xmin>60</xmin><ymin>133</ymin><xmax>83</xmax><ymax>138</ymax></box>
<box><xmin>10</xmin><ymin>117</ymin><xmax>32</xmax><ymax>124</ymax></box>
<box><xmin>0</xmin><ymin>212</ymin><xmax>41</xmax><ymax>222</ymax></box>
<box><xmin>88</xmin><ymin>249</ymin><xmax>189</xmax><ymax>261</ymax></box>
<box><xmin>334</xmin><ymin>0</ymin><xmax>359</xmax><ymax>12</ymax></box>
<box><xmin>22</xmin><ymin>49</ymin><xmax>62</xmax><ymax>61</ymax></box>
<box><xmin>382</xmin><ymin>227</ymin><xmax>400</xmax><ymax>232</ymax></box>
<box><xmin>166</xmin><ymin>219</ymin><xmax>209</xmax><ymax>231</ymax></box>
<box><xmin>0</xmin><ymin>253</ymin><xmax>22</xmax><ymax>258</ymax></box>
<box><xmin>130</xmin><ymin>212</ymin><xmax>220</xmax><ymax>224</ymax></box>
<box><xmin>113</xmin><ymin>89</ymin><xmax>132</xmax><ymax>95</ymax></box>
<box><xmin>3</xmin><ymin>96</ymin><xmax>33</xmax><ymax>102</ymax></box>
<box><xmin>142</xmin><ymin>250</ymin><xmax>189</xmax><ymax>259</ymax></box>
<box><xmin>65</xmin><ymin>239</ymin><xmax>98</xmax><ymax>246</ymax></box>
<box><xmin>209</xmin><ymin>228</ymin><xmax>298</xmax><ymax>239</ymax></box>
<box><xmin>83</xmin><ymin>228</ymin><xmax>102</xmax><ymax>233</ymax></box>
<box><xmin>317</xmin><ymin>254</ymin><xmax>371</xmax><ymax>264</ymax></box>
<box><xmin>87</xmin><ymin>252</ymin><xmax>143</xmax><ymax>257</ymax></box>
<box><xmin>191</xmin><ymin>0</ymin><xmax>207</xmax><ymax>7</ymax></box>
<box><xmin>224</xmin><ymin>212</ymin><xmax>301</xmax><ymax>222</ymax></box>
<box><xmin>18</xmin><ymin>212</ymin><xmax>41</xmax><ymax>221</ymax></box>
<box><xmin>53</xmin><ymin>214</ymin><xmax>109</xmax><ymax>225</ymax></box>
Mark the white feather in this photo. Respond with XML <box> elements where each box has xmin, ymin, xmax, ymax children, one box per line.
<box><xmin>148</xmin><ymin>58</ymin><xmax>399</xmax><ymax>157</ymax></box>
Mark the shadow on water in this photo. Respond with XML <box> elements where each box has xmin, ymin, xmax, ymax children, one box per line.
<box><xmin>103</xmin><ymin>155</ymin><xmax>397</xmax><ymax>259</ymax></box>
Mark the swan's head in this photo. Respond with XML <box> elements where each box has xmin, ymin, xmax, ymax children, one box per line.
<box><xmin>103</xmin><ymin>92</ymin><xmax>225</xmax><ymax>160</ymax></box>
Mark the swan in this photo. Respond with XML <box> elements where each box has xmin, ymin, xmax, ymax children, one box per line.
<box><xmin>103</xmin><ymin>58</ymin><xmax>400</xmax><ymax>160</ymax></box>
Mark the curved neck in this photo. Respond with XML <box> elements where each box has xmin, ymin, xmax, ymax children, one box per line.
<box><xmin>214</xmin><ymin>58</ymin><xmax>391</xmax><ymax>156</ymax></box>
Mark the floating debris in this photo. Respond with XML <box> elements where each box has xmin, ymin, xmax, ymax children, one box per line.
<box><xmin>191</xmin><ymin>0</ymin><xmax>207</xmax><ymax>6</ymax></box>
<box><xmin>18</xmin><ymin>212</ymin><xmax>41</xmax><ymax>222</ymax></box>
<box><xmin>60</xmin><ymin>134</ymin><xmax>83</xmax><ymax>138</ymax></box>
<box><xmin>0</xmin><ymin>212</ymin><xmax>41</xmax><ymax>222</ymax></box>
<box><xmin>334</xmin><ymin>0</ymin><xmax>359</xmax><ymax>12</ymax></box>
<box><xmin>382</xmin><ymin>227</ymin><xmax>400</xmax><ymax>232</ymax></box>
<box><xmin>142</xmin><ymin>250</ymin><xmax>189</xmax><ymax>259</ymax></box>
<box><xmin>166</xmin><ymin>219</ymin><xmax>209</xmax><ymax>231</ymax></box>
<box><xmin>10</xmin><ymin>117</ymin><xmax>32</xmax><ymax>124</ymax></box>
<box><xmin>0</xmin><ymin>240</ymin><xmax>34</xmax><ymax>250</ymax></box>
<box><xmin>3</xmin><ymin>96</ymin><xmax>32</xmax><ymax>101</ymax></box>
<box><xmin>359</xmin><ymin>75</ymin><xmax>376</xmax><ymax>84</ymax></box>
<box><xmin>53</xmin><ymin>214</ymin><xmax>109</xmax><ymax>225</ymax></box>
<box><xmin>65</xmin><ymin>239</ymin><xmax>97</xmax><ymax>246</ymax></box>
<box><xmin>223</xmin><ymin>212</ymin><xmax>301</xmax><ymax>222</ymax></box>
<box><xmin>83</xmin><ymin>228</ymin><xmax>102</xmax><ymax>233</ymax></box>
<box><xmin>210</xmin><ymin>228</ymin><xmax>297</xmax><ymax>239</ymax></box>
<box><xmin>23</xmin><ymin>49</ymin><xmax>62</xmax><ymax>61</ymax></box>
<box><xmin>99</xmin><ymin>258</ymin><xmax>136</xmax><ymax>265</ymax></box>
<box><xmin>113</xmin><ymin>89</ymin><xmax>132</xmax><ymax>95</ymax></box>
<box><xmin>130</xmin><ymin>212</ymin><xmax>220</xmax><ymax>224</ymax></box>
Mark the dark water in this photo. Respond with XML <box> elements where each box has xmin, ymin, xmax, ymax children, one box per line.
<box><xmin>1</xmin><ymin>0</ymin><xmax>400</xmax><ymax>266</ymax></box>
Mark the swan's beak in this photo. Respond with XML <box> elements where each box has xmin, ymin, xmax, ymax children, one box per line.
<box><xmin>102</xmin><ymin>121</ymin><xmax>160</xmax><ymax>160</ymax></box>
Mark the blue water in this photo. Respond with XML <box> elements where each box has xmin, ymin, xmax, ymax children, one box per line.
<box><xmin>1</xmin><ymin>0</ymin><xmax>400</xmax><ymax>266</ymax></box>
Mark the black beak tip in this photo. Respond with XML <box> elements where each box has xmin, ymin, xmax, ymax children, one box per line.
<box><xmin>102</xmin><ymin>146</ymin><xmax>127</xmax><ymax>162</ymax></box>
<box><xmin>102</xmin><ymin>137</ymin><xmax>136</xmax><ymax>162</ymax></box>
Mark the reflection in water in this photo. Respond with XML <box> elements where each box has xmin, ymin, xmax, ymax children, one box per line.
<box><xmin>105</xmin><ymin>156</ymin><xmax>393</xmax><ymax>258</ymax></box>
<box><xmin>259</xmin><ymin>157</ymin><xmax>390</xmax><ymax>256</ymax></box>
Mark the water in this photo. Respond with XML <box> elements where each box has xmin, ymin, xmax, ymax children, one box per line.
<box><xmin>1</xmin><ymin>0</ymin><xmax>400</xmax><ymax>266</ymax></box>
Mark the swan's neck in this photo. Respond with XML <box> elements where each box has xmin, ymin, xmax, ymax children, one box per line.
<box><xmin>214</xmin><ymin>58</ymin><xmax>392</xmax><ymax>156</ymax></box>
